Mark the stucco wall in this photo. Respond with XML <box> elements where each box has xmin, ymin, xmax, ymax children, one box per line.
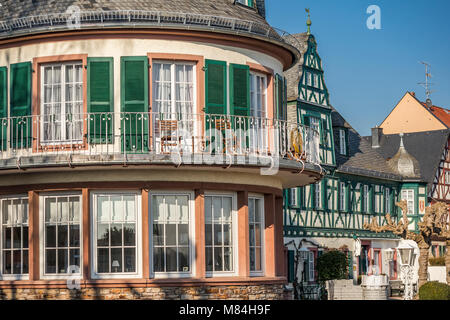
<box><xmin>380</xmin><ymin>93</ymin><xmax>446</xmax><ymax>134</ymax></box>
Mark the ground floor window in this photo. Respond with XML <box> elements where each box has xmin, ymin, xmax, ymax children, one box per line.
<box><xmin>92</xmin><ymin>192</ymin><xmax>141</xmax><ymax>278</ymax></box>
<box><xmin>205</xmin><ymin>194</ymin><xmax>236</xmax><ymax>275</ymax></box>
<box><xmin>1</xmin><ymin>197</ymin><xmax>29</xmax><ymax>277</ymax></box>
<box><xmin>41</xmin><ymin>194</ymin><xmax>81</xmax><ymax>277</ymax></box>
<box><xmin>151</xmin><ymin>192</ymin><xmax>193</xmax><ymax>276</ymax></box>
<box><xmin>249</xmin><ymin>196</ymin><xmax>264</xmax><ymax>275</ymax></box>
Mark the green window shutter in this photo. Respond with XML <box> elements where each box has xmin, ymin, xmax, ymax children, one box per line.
<box><xmin>288</xmin><ymin>250</ymin><xmax>295</xmax><ymax>283</ymax></box>
<box><xmin>10</xmin><ymin>62</ymin><xmax>32</xmax><ymax>149</ymax></box>
<box><xmin>230</xmin><ymin>63</ymin><xmax>250</xmax><ymax>117</ymax></box>
<box><xmin>0</xmin><ymin>67</ymin><xmax>7</xmax><ymax>150</ymax></box>
<box><xmin>0</xmin><ymin>67</ymin><xmax>6</xmax><ymax>118</ymax></box>
<box><xmin>120</xmin><ymin>56</ymin><xmax>149</xmax><ymax>152</ymax></box>
<box><xmin>348</xmin><ymin>251</ymin><xmax>353</xmax><ymax>279</ymax></box>
<box><xmin>275</xmin><ymin>74</ymin><xmax>285</xmax><ymax>120</ymax></box>
<box><xmin>248</xmin><ymin>0</ymin><xmax>254</xmax><ymax>7</ymax></box>
<box><xmin>88</xmin><ymin>57</ymin><xmax>114</xmax><ymax>144</ymax></box>
<box><xmin>205</xmin><ymin>59</ymin><xmax>227</xmax><ymax>115</ymax></box>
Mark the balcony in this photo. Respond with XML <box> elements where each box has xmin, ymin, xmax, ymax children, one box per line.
<box><xmin>0</xmin><ymin>112</ymin><xmax>320</xmax><ymax>173</ymax></box>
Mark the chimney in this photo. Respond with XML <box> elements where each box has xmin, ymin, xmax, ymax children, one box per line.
<box><xmin>426</xmin><ymin>98</ymin><xmax>433</xmax><ymax>109</ymax></box>
<box><xmin>371</xmin><ymin>127</ymin><xmax>383</xmax><ymax>148</ymax></box>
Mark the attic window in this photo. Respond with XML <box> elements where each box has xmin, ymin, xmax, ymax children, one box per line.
<box><xmin>235</xmin><ymin>0</ymin><xmax>255</xmax><ymax>8</ymax></box>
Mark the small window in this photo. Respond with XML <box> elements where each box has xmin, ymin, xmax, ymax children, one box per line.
<box><xmin>385</xmin><ymin>188</ymin><xmax>391</xmax><ymax>213</ymax></box>
<box><xmin>363</xmin><ymin>185</ymin><xmax>370</xmax><ymax>213</ymax></box>
<box><xmin>1</xmin><ymin>197</ymin><xmax>29</xmax><ymax>278</ymax></box>
<box><xmin>339</xmin><ymin>129</ymin><xmax>347</xmax><ymax>155</ymax></box>
<box><xmin>339</xmin><ymin>182</ymin><xmax>346</xmax><ymax>211</ymax></box>
<box><xmin>313</xmin><ymin>74</ymin><xmax>320</xmax><ymax>88</ymax></box>
<box><xmin>309</xmin><ymin>251</ymin><xmax>315</xmax><ymax>281</ymax></box>
<box><xmin>306</xmin><ymin>72</ymin><xmax>312</xmax><ymax>87</ymax></box>
<box><xmin>314</xmin><ymin>183</ymin><xmax>322</xmax><ymax>209</ymax></box>
<box><xmin>401</xmin><ymin>189</ymin><xmax>415</xmax><ymax>215</ymax></box>
<box><xmin>290</xmin><ymin>188</ymin><xmax>298</xmax><ymax>207</ymax></box>
<box><xmin>445</xmin><ymin>171</ymin><xmax>450</xmax><ymax>185</ymax></box>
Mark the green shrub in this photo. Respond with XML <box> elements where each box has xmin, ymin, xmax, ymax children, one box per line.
<box><xmin>419</xmin><ymin>282</ymin><xmax>450</xmax><ymax>300</ymax></box>
<box><xmin>429</xmin><ymin>257</ymin><xmax>445</xmax><ymax>266</ymax></box>
<box><xmin>317</xmin><ymin>250</ymin><xmax>348</xmax><ymax>282</ymax></box>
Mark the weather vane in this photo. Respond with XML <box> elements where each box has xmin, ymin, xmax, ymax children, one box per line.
<box><xmin>305</xmin><ymin>8</ymin><xmax>311</xmax><ymax>35</ymax></box>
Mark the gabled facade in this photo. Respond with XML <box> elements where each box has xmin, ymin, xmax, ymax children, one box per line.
<box><xmin>379</xmin><ymin>92</ymin><xmax>447</xmax><ymax>134</ymax></box>
<box><xmin>283</xmin><ymin>32</ymin><xmax>411</xmax><ymax>291</ymax></box>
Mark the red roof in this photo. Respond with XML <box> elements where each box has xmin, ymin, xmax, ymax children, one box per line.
<box><xmin>422</xmin><ymin>103</ymin><xmax>450</xmax><ymax>128</ymax></box>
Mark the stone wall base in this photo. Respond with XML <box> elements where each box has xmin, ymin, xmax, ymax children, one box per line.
<box><xmin>0</xmin><ymin>284</ymin><xmax>289</xmax><ymax>300</ymax></box>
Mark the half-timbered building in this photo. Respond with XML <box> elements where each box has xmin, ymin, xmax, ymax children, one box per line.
<box><xmin>282</xmin><ymin>29</ymin><xmax>433</xmax><ymax>294</ymax></box>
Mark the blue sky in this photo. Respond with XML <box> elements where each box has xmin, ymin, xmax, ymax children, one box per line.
<box><xmin>266</xmin><ymin>0</ymin><xmax>450</xmax><ymax>136</ymax></box>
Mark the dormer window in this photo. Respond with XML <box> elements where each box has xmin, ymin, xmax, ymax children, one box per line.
<box><xmin>235</xmin><ymin>0</ymin><xmax>255</xmax><ymax>8</ymax></box>
<box><xmin>339</xmin><ymin>129</ymin><xmax>347</xmax><ymax>156</ymax></box>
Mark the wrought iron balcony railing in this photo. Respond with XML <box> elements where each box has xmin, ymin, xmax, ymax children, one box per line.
<box><xmin>0</xmin><ymin>112</ymin><xmax>320</xmax><ymax>169</ymax></box>
<box><xmin>0</xmin><ymin>9</ymin><xmax>302</xmax><ymax>51</ymax></box>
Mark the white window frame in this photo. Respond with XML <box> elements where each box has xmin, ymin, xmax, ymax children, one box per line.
<box><xmin>445</xmin><ymin>171</ymin><xmax>450</xmax><ymax>185</ymax></box>
<box><xmin>249</xmin><ymin>194</ymin><xmax>265</xmax><ymax>277</ymax></box>
<box><xmin>339</xmin><ymin>129</ymin><xmax>347</xmax><ymax>155</ymax></box>
<box><xmin>39</xmin><ymin>192</ymin><xmax>83</xmax><ymax>280</ymax></box>
<box><xmin>149</xmin><ymin>190</ymin><xmax>195</xmax><ymax>279</ymax></box>
<box><xmin>385</xmin><ymin>188</ymin><xmax>391</xmax><ymax>213</ymax></box>
<box><xmin>308</xmin><ymin>251</ymin><xmax>315</xmax><ymax>281</ymax></box>
<box><xmin>290</xmin><ymin>188</ymin><xmax>298</xmax><ymax>207</ymax></box>
<box><xmin>152</xmin><ymin>60</ymin><xmax>197</xmax><ymax>116</ymax></box>
<box><xmin>249</xmin><ymin>72</ymin><xmax>268</xmax><ymax>119</ymax></box>
<box><xmin>0</xmin><ymin>195</ymin><xmax>29</xmax><ymax>281</ymax></box>
<box><xmin>306</xmin><ymin>72</ymin><xmax>312</xmax><ymax>87</ymax></box>
<box><xmin>40</xmin><ymin>61</ymin><xmax>84</xmax><ymax>145</ymax></box>
<box><xmin>339</xmin><ymin>182</ymin><xmax>346</xmax><ymax>211</ymax></box>
<box><xmin>363</xmin><ymin>185</ymin><xmax>370</xmax><ymax>213</ymax></box>
<box><xmin>314</xmin><ymin>182</ymin><xmax>322</xmax><ymax>209</ymax></box>
<box><xmin>313</xmin><ymin>74</ymin><xmax>319</xmax><ymax>89</ymax></box>
<box><xmin>204</xmin><ymin>191</ymin><xmax>238</xmax><ymax>278</ymax></box>
<box><xmin>91</xmin><ymin>190</ymin><xmax>142</xmax><ymax>279</ymax></box>
<box><xmin>401</xmin><ymin>189</ymin><xmax>415</xmax><ymax>215</ymax></box>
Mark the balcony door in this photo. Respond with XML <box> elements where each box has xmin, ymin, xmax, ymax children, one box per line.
<box><xmin>249</xmin><ymin>72</ymin><xmax>268</xmax><ymax>154</ymax></box>
<box><xmin>152</xmin><ymin>61</ymin><xmax>196</xmax><ymax>153</ymax></box>
<box><xmin>40</xmin><ymin>62</ymin><xmax>84</xmax><ymax>145</ymax></box>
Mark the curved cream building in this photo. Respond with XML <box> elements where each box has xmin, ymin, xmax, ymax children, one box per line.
<box><xmin>0</xmin><ymin>0</ymin><xmax>322</xmax><ymax>299</ymax></box>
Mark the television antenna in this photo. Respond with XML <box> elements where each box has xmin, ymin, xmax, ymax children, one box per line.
<box><xmin>418</xmin><ymin>61</ymin><xmax>434</xmax><ymax>100</ymax></box>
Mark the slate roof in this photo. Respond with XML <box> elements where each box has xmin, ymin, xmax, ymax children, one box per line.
<box><xmin>331</xmin><ymin>107</ymin><xmax>403</xmax><ymax>180</ymax></box>
<box><xmin>284</xmin><ymin>32</ymin><xmax>309</xmax><ymax>101</ymax></box>
<box><xmin>0</xmin><ymin>0</ymin><xmax>267</xmax><ymax>23</ymax></box>
<box><xmin>363</xmin><ymin>130</ymin><xmax>450</xmax><ymax>189</ymax></box>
